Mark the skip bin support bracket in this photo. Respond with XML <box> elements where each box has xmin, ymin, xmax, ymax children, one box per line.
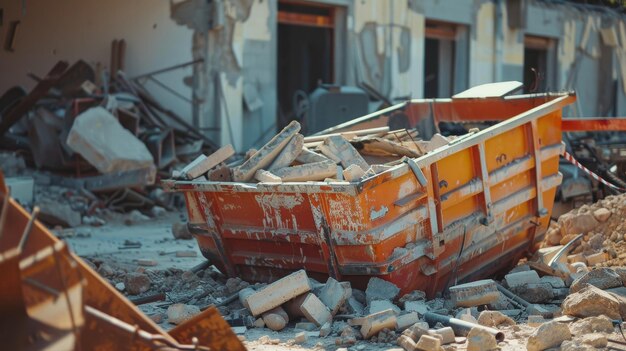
<box><xmin>529</xmin><ymin>120</ymin><xmax>547</xmax><ymax>218</ymax></box>
<box><xmin>477</xmin><ymin>142</ymin><xmax>494</xmax><ymax>224</ymax></box>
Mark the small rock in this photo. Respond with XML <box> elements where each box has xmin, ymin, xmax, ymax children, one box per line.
<box><xmin>167</xmin><ymin>303</ymin><xmax>200</xmax><ymax>324</ymax></box>
<box><xmin>539</xmin><ymin>276</ymin><xmax>566</xmax><ymax>289</ymax></box>
<box><xmin>115</xmin><ymin>282</ymin><xmax>125</xmax><ymax>291</ymax></box>
<box><xmin>320</xmin><ymin>321</ymin><xmax>332</xmax><ymax>337</ymax></box>
<box><xmin>82</xmin><ymin>215</ymin><xmax>106</xmax><ymax>226</ymax></box>
<box><xmin>125</xmin><ymin>209</ymin><xmax>150</xmax><ymax>225</ymax></box>
<box><xmin>580</xmin><ymin>333</ymin><xmax>608</xmax><ymax>348</ymax></box>
<box><xmin>467</xmin><ymin>327</ymin><xmax>497</xmax><ymax>351</ymax></box>
<box><xmin>150</xmin><ymin>205</ymin><xmax>167</xmax><ymax>217</ymax></box>
<box><xmin>369</xmin><ymin>300</ymin><xmax>401</xmax><ymax>315</ymax></box>
<box><xmin>476</xmin><ymin>310</ymin><xmax>515</xmax><ymax>327</ymax></box>
<box><xmin>149</xmin><ymin>313</ymin><xmax>164</xmax><ymax>324</ymax></box>
<box><xmin>592</xmin><ymin>208</ymin><xmax>611</xmax><ymax>222</ymax></box>
<box><xmin>366</xmin><ymin>277</ymin><xmax>400</xmax><ymax>304</ymax></box>
<box><xmin>570</xmin><ymin>267</ymin><xmax>622</xmax><ymax>293</ymax></box>
<box><xmin>563</xmin><ymin>285</ymin><xmax>622</xmax><ymax>319</ymax></box>
<box><xmin>294</xmin><ymin>331</ymin><xmax>308</xmax><ymax>344</ymax></box>
<box><xmin>171</xmin><ymin>221</ymin><xmax>192</xmax><ymax>239</ymax></box>
<box><xmin>405</xmin><ymin>300</ymin><xmax>429</xmax><ymax>316</ymax></box>
<box><xmin>587</xmin><ymin>233</ymin><xmax>605</xmax><ymax>251</ymax></box>
<box><xmin>559</xmin><ymin>212</ymin><xmax>599</xmax><ymax>235</ymax></box>
<box><xmin>415</xmin><ymin>334</ymin><xmax>441</xmax><ymax>351</ymax></box>
<box><xmin>585</xmin><ymin>252</ymin><xmax>608</xmax><ymax>266</ymax></box>
<box><xmin>569</xmin><ymin>315</ymin><xmax>614</xmax><ymax>334</ymax></box>
<box><xmin>124</xmin><ymin>272</ymin><xmax>151</xmax><ymax>295</ymax></box>
<box><xmin>526</xmin><ymin>320</ymin><xmax>571</xmax><ymax>351</ymax></box>
<box><xmin>253</xmin><ymin>318</ymin><xmax>265</xmax><ymax>328</ymax></box>
<box><xmin>97</xmin><ymin>264</ymin><xmax>116</xmax><ymax>277</ymax></box>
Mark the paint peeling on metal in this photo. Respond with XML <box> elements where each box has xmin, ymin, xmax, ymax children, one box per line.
<box><xmin>370</xmin><ymin>205</ymin><xmax>389</xmax><ymax>221</ymax></box>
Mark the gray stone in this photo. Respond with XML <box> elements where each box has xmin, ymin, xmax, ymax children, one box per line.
<box><xmin>124</xmin><ymin>272</ymin><xmax>151</xmax><ymax>295</ymax></box>
<box><xmin>512</xmin><ymin>282</ymin><xmax>554</xmax><ymax>303</ymax></box>
<box><xmin>449</xmin><ymin>279</ymin><xmax>499</xmax><ymax>307</ymax></box>
<box><xmin>526</xmin><ymin>321</ymin><xmax>571</xmax><ymax>351</ymax></box>
<box><xmin>167</xmin><ymin>303</ymin><xmax>200</xmax><ymax>325</ymax></box>
<box><xmin>346</xmin><ymin>296</ymin><xmax>365</xmax><ymax>315</ymax></box>
<box><xmin>504</xmin><ymin>270</ymin><xmax>540</xmax><ymax>288</ymax></box>
<box><xmin>540</xmin><ymin>276</ymin><xmax>566</xmax><ymax>289</ymax></box>
<box><xmin>368</xmin><ymin>300</ymin><xmax>400</xmax><ymax>315</ymax></box>
<box><xmin>404</xmin><ymin>300</ymin><xmax>429</xmax><ymax>316</ymax></box>
<box><xmin>365</xmin><ymin>277</ymin><xmax>400</xmax><ymax>304</ymax></box>
<box><xmin>38</xmin><ymin>201</ymin><xmax>81</xmax><ymax>227</ymax></box>
<box><xmin>319</xmin><ymin>277</ymin><xmax>351</xmax><ymax>315</ymax></box>
<box><xmin>66</xmin><ymin>107</ymin><xmax>154</xmax><ymax>174</ymax></box>
<box><xmin>570</xmin><ymin>267</ymin><xmax>623</xmax><ymax>293</ymax></box>
<box><xmin>562</xmin><ymin>285</ymin><xmax>622</xmax><ymax>319</ymax></box>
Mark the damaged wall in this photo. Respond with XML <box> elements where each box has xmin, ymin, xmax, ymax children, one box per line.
<box><xmin>0</xmin><ymin>0</ymin><xmax>194</xmax><ymax>122</ymax></box>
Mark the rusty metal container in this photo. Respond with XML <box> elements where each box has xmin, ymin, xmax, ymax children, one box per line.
<box><xmin>164</xmin><ymin>92</ymin><xmax>576</xmax><ymax>297</ymax></box>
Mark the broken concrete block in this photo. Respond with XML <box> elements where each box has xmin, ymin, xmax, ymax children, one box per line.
<box><xmin>415</xmin><ymin>334</ymin><xmax>441</xmax><ymax>351</ymax></box>
<box><xmin>402</xmin><ymin>321</ymin><xmax>430</xmax><ymax>342</ymax></box>
<box><xmin>6</xmin><ymin>177</ymin><xmax>33</xmax><ymax>205</ymax></box>
<box><xmin>562</xmin><ymin>285</ymin><xmax>622</xmax><ymax>319</ymax></box>
<box><xmin>526</xmin><ymin>320</ymin><xmax>571</xmax><ymax>351</ymax></box>
<box><xmin>585</xmin><ymin>252</ymin><xmax>608</xmax><ymax>266</ymax></box>
<box><xmin>167</xmin><ymin>303</ymin><xmax>200</xmax><ymax>325</ymax></box>
<box><xmin>38</xmin><ymin>201</ymin><xmax>81</xmax><ymax>227</ymax></box>
<box><xmin>254</xmin><ymin>169</ymin><xmax>282</xmax><ymax>183</ymax></box>
<box><xmin>427</xmin><ymin>327</ymin><xmax>455</xmax><ymax>345</ymax></box>
<box><xmin>300</xmin><ymin>293</ymin><xmax>332</xmax><ymax>326</ymax></box>
<box><xmin>295</xmin><ymin>147</ymin><xmax>329</xmax><ymax>164</ymax></box>
<box><xmin>449</xmin><ymin>279</ymin><xmax>500</xmax><ymax>307</ymax></box>
<box><xmin>319</xmin><ymin>277</ymin><xmax>352</xmax><ymax>316</ymax></box>
<box><xmin>346</xmin><ymin>296</ymin><xmax>365</xmax><ymax>315</ymax></box>
<box><xmin>137</xmin><ymin>259</ymin><xmax>158</xmax><ymax>267</ymax></box>
<box><xmin>261</xmin><ymin>306</ymin><xmax>289</xmax><ymax>331</ymax></box>
<box><xmin>269</xmin><ymin>134</ymin><xmax>304</xmax><ymax>170</ymax></box>
<box><xmin>316</xmin><ymin>144</ymin><xmax>342</xmax><ymax>163</ymax></box>
<box><xmin>272</xmin><ymin>159</ymin><xmax>337</xmax><ymax>182</ymax></box>
<box><xmin>570</xmin><ymin>267</ymin><xmax>622</xmax><ymax>293</ymax></box>
<box><xmin>359</xmin><ymin>309</ymin><xmax>397</xmax><ymax>339</ymax></box>
<box><xmin>476</xmin><ymin>310</ymin><xmax>515</xmax><ymax>327</ymax></box>
<box><xmin>396</xmin><ymin>312</ymin><xmax>419</xmax><ymax>331</ymax></box>
<box><xmin>238</xmin><ymin>287</ymin><xmax>255</xmax><ymax>310</ymax></box>
<box><xmin>342</xmin><ymin>164</ymin><xmax>365</xmax><ymax>182</ymax></box>
<box><xmin>369</xmin><ymin>300</ymin><xmax>401</xmax><ymax>315</ymax></box>
<box><xmin>66</xmin><ymin>107</ymin><xmax>154</xmax><ymax>174</ymax></box>
<box><xmin>244</xmin><ymin>270</ymin><xmax>311</xmax><ymax>316</ymax></box>
<box><xmin>233</xmin><ymin>120</ymin><xmax>301</xmax><ymax>182</ymax></box>
<box><xmin>294</xmin><ymin>331</ymin><xmax>308</xmax><ymax>344</ymax></box>
<box><xmin>319</xmin><ymin>321</ymin><xmax>332</xmax><ymax>337</ymax></box>
<box><xmin>124</xmin><ymin>272</ymin><xmax>151</xmax><ymax>295</ymax></box>
<box><xmin>540</xmin><ymin>275</ymin><xmax>566</xmax><ymax>289</ymax></box>
<box><xmin>397</xmin><ymin>334</ymin><xmax>417</xmax><ymax>351</ymax></box>
<box><xmin>405</xmin><ymin>300</ymin><xmax>429</xmax><ymax>316</ymax></box>
<box><xmin>366</xmin><ymin>277</ymin><xmax>400</xmax><ymax>304</ymax></box>
<box><xmin>207</xmin><ymin>165</ymin><xmax>232</xmax><ymax>181</ymax></box>
<box><xmin>504</xmin><ymin>270</ymin><xmax>541</xmax><ymax>288</ymax></box>
<box><xmin>323</xmin><ymin>135</ymin><xmax>369</xmax><ymax>170</ymax></box>
<box><xmin>466</xmin><ymin>327</ymin><xmax>496</xmax><ymax>351</ymax></box>
<box><xmin>513</xmin><ymin>282</ymin><xmax>554</xmax><ymax>303</ymax></box>
<box><xmin>283</xmin><ymin>293</ymin><xmax>308</xmax><ymax>318</ymax></box>
<box><xmin>181</xmin><ymin>144</ymin><xmax>235</xmax><ymax>180</ymax></box>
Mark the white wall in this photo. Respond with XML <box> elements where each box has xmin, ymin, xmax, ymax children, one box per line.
<box><xmin>0</xmin><ymin>0</ymin><xmax>194</xmax><ymax>122</ymax></box>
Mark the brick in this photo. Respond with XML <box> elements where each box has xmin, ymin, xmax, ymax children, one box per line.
<box><xmin>428</xmin><ymin>327</ymin><xmax>455</xmax><ymax>344</ymax></box>
<box><xmin>233</xmin><ymin>120</ymin><xmax>301</xmax><ymax>181</ymax></box>
<box><xmin>254</xmin><ymin>169</ymin><xmax>282</xmax><ymax>183</ymax></box>
<box><xmin>269</xmin><ymin>134</ymin><xmax>304</xmax><ymax>170</ymax></box>
<box><xmin>415</xmin><ymin>334</ymin><xmax>441</xmax><ymax>351</ymax></box>
<box><xmin>182</xmin><ymin>144</ymin><xmax>235</xmax><ymax>180</ymax></box>
<box><xmin>295</xmin><ymin>147</ymin><xmax>329</xmax><ymax>164</ymax></box>
<box><xmin>355</xmin><ymin>309</ymin><xmax>397</xmax><ymax>339</ymax></box>
<box><xmin>272</xmin><ymin>160</ymin><xmax>337</xmax><ymax>182</ymax></box>
<box><xmin>449</xmin><ymin>279</ymin><xmax>500</xmax><ymax>307</ymax></box>
<box><xmin>244</xmin><ymin>270</ymin><xmax>311</xmax><ymax>316</ymax></box>
<box><xmin>294</xmin><ymin>331</ymin><xmax>308</xmax><ymax>344</ymax></box>
<box><xmin>396</xmin><ymin>312</ymin><xmax>419</xmax><ymax>331</ymax></box>
<box><xmin>319</xmin><ymin>277</ymin><xmax>352</xmax><ymax>315</ymax></box>
<box><xmin>342</xmin><ymin>164</ymin><xmax>365</xmax><ymax>181</ymax></box>
<box><xmin>504</xmin><ymin>270</ymin><xmax>541</xmax><ymax>288</ymax></box>
<box><xmin>300</xmin><ymin>293</ymin><xmax>332</xmax><ymax>326</ymax></box>
<box><xmin>398</xmin><ymin>334</ymin><xmax>417</xmax><ymax>351</ymax></box>
<box><xmin>586</xmin><ymin>252</ymin><xmax>608</xmax><ymax>266</ymax></box>
<box><xmin>323</xmin><ymin>135</ymin><xmax>369</xmax><ymax>170</ymax></box>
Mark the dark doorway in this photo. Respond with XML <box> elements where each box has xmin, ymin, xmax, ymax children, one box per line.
<box><xmin>277</xmin><ymin>1</ymin><xmax>334</xmax><ymax>130</ymax></box>
<box><xmin>523</xmin><ymin>48</ymin><xmax>547</xmax><ymax>93</ymax></box>
<box><xmin>424</xmin><ymin>38</ymin><xmax>440</xmax><ymax>98</ymax></box>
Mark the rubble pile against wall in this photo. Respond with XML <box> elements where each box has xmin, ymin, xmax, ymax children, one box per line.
<box><xmin>0</xmin><ymin>60</ymin><xmax>217</xmax><ymax>228</ymax></box>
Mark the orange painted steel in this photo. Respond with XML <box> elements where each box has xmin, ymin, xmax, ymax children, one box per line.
<box><xmin>561</xmin><ymin>117</ymin><xmax>626</xmax><ymax>132</ymax></box>
<box><xmin>164</xmin><ymin>93</ymin><xmax>576</xmax><ymax>297</ymax></box>
<box><xmin>0</xmin><ymin>172</ymin><xmax>244</xmax><ymax>350</ymax></box>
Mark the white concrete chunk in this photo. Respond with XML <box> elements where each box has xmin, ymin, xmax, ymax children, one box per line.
<box><xmin>505</xmin><ymin>270</ymin><xmax>541</xmax><ymax>288</ymax></box>
<box><xmin>300</xmin><ymin>293</ymin><xmax>332</xmax><ymax>326</ymax></box>
<box><xmin>295</xmin><ymin>147</ymin><xmax>329</xmax><ymax>164</ymax></box>
<box><xmin>244</xmin><ymin>270</ymin><xmax>311</xmax><ymax>316</ymax></box>
<box><xmin>254</xmin><ymin>169</ymin><xmax>282</xmax><ymax>183</ymax></box>
<box><xmin>66</xmin><ymin>107</ymin><xmax>154</xmax><ymax>174</ymax></box>
<box><xmin>342</xmin><ymin>164</ymin><xmax>365</xmax><ymax>182</ymax></box>
<box><xmin>319</xmin><ymin>277</ymin><xmax>352</xmax><ymax>316</ymax></box>
<box><xmin>272</xmin><ymin>160</ymin><xmax>337</xmax><ymax>182</ymax></box>
<box><xmin>323</xmin><ymin>135</ymin><xmax>369</xmax><ymax>170</ymax></box>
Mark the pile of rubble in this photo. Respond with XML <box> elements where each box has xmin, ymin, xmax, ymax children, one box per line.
<box><xmin>173</xmin><ymin>119</ymin><xmax>455</xmax><ymax>184</ymax></box>
<box><xmin>98</xmin><ymin>256</ymin><xmax>626</xmax><ymax>351</ymax></box>
<box><xmin>543</xmin><ymin>193</ymin><xmax>626</xmax><ymax>268</ymax></box>
<box><xmin>1</xmin><ymin>59</ymin><xmax>214</xmax><ymax>227</ymax></box>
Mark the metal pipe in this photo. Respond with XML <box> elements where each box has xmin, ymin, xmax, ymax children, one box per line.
<box><xmin>424</xmin><ymin>312</ymin><xmax>505</xmax><ymax>341</ymax></box>
<box><xmin>129</xmin><ymin>293</ymin><xmax>166</xmax><ymax>306</ymax></box>
<box><xmin>496</xmin><ymin>282</ymin><xmax>531</xmax><ymax>308</ymax></box>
